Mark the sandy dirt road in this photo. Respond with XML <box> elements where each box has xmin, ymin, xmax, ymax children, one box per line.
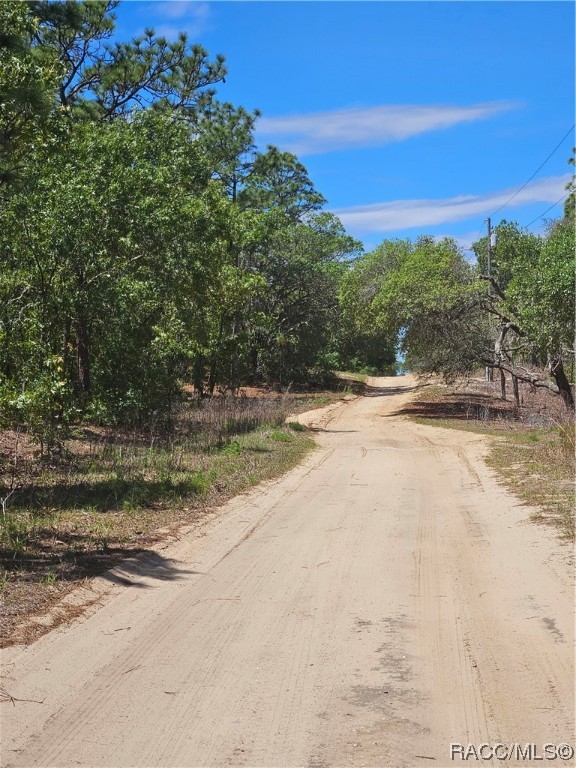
<box><xmin>1</xmin><ymin>376</ymin><xmax>574</xmax><ymax>768</ymax></box>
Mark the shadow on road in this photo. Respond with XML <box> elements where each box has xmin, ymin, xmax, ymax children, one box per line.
<box><xmin>363</xmin><ymin>384</ymin><xmax>416</xmax><ymax>398</ymax></box>
<box><xmin>0</xmin><ymin>540</ymin><xmax>199</xmax><ymax>589</ymax></box>
<box><xmin>101</xmin><ymin>550</ymin><xmax>201</xmax><ymax>588</ymax></box>
<box><xmin>387</xmin><ymin>391</ymin><xmax>516</xmax><ymax>422</ymax></box>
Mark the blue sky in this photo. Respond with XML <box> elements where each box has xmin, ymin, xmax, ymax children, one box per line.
<box><xmin>114</xmin><ymin>1</ymin><xmax>575</xmax><ymax>253</ymax></box>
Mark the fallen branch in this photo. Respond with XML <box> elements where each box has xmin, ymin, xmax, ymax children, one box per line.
<box><xmin>0</xmin><ymin>688</ymin><xmax>45</xmax><ymax>706</ymax></box>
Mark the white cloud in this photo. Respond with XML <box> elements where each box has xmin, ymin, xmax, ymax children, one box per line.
<box><xmin>256</xmin><ymin>102</ymin><xmax>519</xmax><ymax>155</ymax></box>
<box><xmin>151</xmin><ymin>24</ymin><xmax>184</xmax><ymax>39</ymax></box>
<box><xmin>332</xmin><ymin>175</ymin><xmax>571</xmax><ymax>234</ymax></box>
<box><xmin>148</xmin><ymin>1</ymin><xmax>209</xmax><ymax>20</ymax></box>
<box><xmin>142</xmin><ymin>2</ymin><xmax>210</xmax><ymax>37</ymax></box>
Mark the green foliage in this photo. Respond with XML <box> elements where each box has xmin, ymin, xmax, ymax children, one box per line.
<box><xmin>505</xmin><ymin>218</ymin><xmax>575</xmax><ymax>361</ymax></box>
<box><xmin>30</xmin><ymin>0</ymin><xmax>226</xmax><ymax>118</ymax></box>
<box><xmin>245</xmin><ymin>212</ymin><xmax>361</xmax><ymax>384</ymax></box>
<box><xmin>0</xmin><ymin>355</ymin><xmax>77</xmax><ymax>452</ymax></box>
<box><xmin>0</xmin><ymin>111</ymin><xmax>236</xmax><ymax>425</ymax></box>
<box><xmin>0</xmin><ymin>2</ymin><xmax>61</xmax><ymax>186</ymax></box>
<box><xmin>220</xmin><ymin>440</ymin><xmax>242</xmax><ymax>456</ymax></box>
<box><xmin>287</xmin><ymin>421</ymin><xmax>307</xmax><ymax>432</ymax></box>
<box><xmin>332</xmin><ymin>329</ymin><xmax>396</xmax><ymax>375</ymax></box>
<box><xmin>340</xmin><ymin>236</ymin><xmax>482</xmax><ymax>380</ymax></box>
<box><xmin>0</xmin><ymin>37</ymin><xmax>358</xmax><ymax>432</ymax></box>
<box><xmin>341</xmin><ymin>217</ymin><xmax>574</xmax><ymax>403</ymax></box>
<box><xmin>472</xmin><ymin>220</ymin><xmax>541</xmax><ymax>290</ymax></box>
<box><xmin>196</xmin><ymin>101</ymin><xmax>260</xmax><ymax>202</ymax></box>
<box><xmin>269</xmin><ymin>430</ymin><xmax>292</xmax><ymax>442</ymax></box>
<box><xmin>238</xmin><ymin>146</ymin><xmax>327</xmax><ymax>221</ymax></box>
<box><xmin>471</xmin><ymin>218</ymin><xmax>574</xmax><ymax>385</ymax></box>
<box><xmin>563</xmin><ymin>148</ymin><xmax>575</xmax><ymax>223</ymax></box>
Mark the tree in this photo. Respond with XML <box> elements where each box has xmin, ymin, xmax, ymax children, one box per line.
<box><xmin>564</xmin><ymin>147</ymin><xmax>575</xmax><ymax>223</ymax></box>
<box><xmin>0</xmin><ymin>2</ymin><xmax>60</xmax><ymax>187</ymax></box>
<box><xmin>29</xmin><ymin>0</ymin><xmax>226</xmax><ymax>119</ymax></box>
<box><xmin>470</xmin><ymin>216</ymin><xmax>574</xmax><ymax>408</ymax></box>
<box><xmin>341</xmin><ymin>236</ymin><xmax>484</xmax><ymax>380</ymax></box>
<box><xmin>195</xmin><ymin>144</ymin><xmax>350</xmax><ymax>389</ymax></box>
<box><xmin>1</xmin><ymin>0</ymin><xmax>363</xmax><ymax>431</ymax></box>
<box><xmin>473</xmin><ymin>220</ymin><xmax>541</xmax><ymax>292</ymax></box>
<box><xmin>491</xmin><ymin>220</ymin><xmax>574</xmax><ymax>407</ymax></box>
<box><xmin>342</xmin><ymin>222</ymin><xmax>574</xmax><ymax>410</ymax></box>
<box><xmin>246</xmin><ymin>212</ymin><xmax>361</xmax><ymax>384</ymax></box>
<box><xmin>238</xmin><ymin>146</ymin><xmax>326</xmax><ymax>222</ymax></box>
<box><xmin>0</xmin><ymin>111</ymin><xmax>237</xmax><ymax>429</ymax></box>
<box><xmin>237</xmin><ymin>147</ymin><xmax>357</xmax><ymax>384</ymax></box>
<box><xmin>196</xmin><ymin>101</ymin><xmax>260</xmax><ymax>203</ymax></box>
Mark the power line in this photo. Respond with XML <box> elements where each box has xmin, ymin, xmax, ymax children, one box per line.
<box><xmin>523</xmin><ymin>191</ymin><xmax>571</xmax><ymax>229</ymax></box>
<box><xmin>489</xmin><ymin>123</ymin><xmax>575</xmax><ymax>217</ymax></box>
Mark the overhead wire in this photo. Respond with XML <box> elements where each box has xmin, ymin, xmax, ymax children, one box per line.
<box><xmin>523</xmin><ymin>191</ymin><xmax>571</xmax><ymax>229</ymax></box>
<box><xmin>489</xmin><ymin>122</ymin><xmax>575</xmax><ymax>217</ymax></box>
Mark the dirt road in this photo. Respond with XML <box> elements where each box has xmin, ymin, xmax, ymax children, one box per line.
<box><xmin>1</xmin><ymin>376</ymin><xmax>574</xmax><ymax>768</ymax></box>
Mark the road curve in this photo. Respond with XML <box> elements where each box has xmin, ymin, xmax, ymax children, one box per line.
<box><xmin>1</xmin><ymin>376</ymin><xmax>574</xmax><ymax>768</ymax></box>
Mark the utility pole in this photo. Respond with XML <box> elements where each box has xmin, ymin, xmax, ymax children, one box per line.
<box><xmin>486</xmin><ymin>217</ymin><xmax>492</xmax><ymax>278</ymax></box>
<box><xmin>485</xmin><ymin>217</ymin><xmax>493</xmax><ymax>381</ymax></box>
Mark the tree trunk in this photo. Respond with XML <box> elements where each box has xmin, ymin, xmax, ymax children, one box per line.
<box><xmin>193</xmin><ymin>358</ymin><xmax>204</xmax><ymax>397</ymax></box>
<box><xmin>75</xmin><ymin>309</ymin><xmax>90</xmax><ymax>397</ymax></box>
<box><xmin>549</xmin><ymin>356</ymin><xmax>575</xmax><ymax>410</ymax></box>
<box><xmin>208</xmin><ymin>358</ymin><xmax>218</xmax><ymax>395</ymax></box>
<box><xmin>499</xmin><ymin>368</ymin><xmax>506</xmax><ymax>400</ymax></box>
<box><xmin>250</xmin><ymin>348</ymin><xmax>259</xmax><ymax>382</ymax></box>
<box><xmin>62</xmin><ymin>317</ymin><xmax>72</xmax><ymax>375</ymax></box>
<box><xmin>512</xmin><ymin>374</ymin><xmax>521</xmax><ymax>408</ymax></box>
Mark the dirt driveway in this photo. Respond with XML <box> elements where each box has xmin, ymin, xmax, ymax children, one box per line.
<box><xmin>1</xmin><ymin>376</ymin><xmax>574</xmax><ymax>767</ymax></box>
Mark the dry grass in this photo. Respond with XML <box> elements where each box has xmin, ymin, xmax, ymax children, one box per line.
<box><xmin>0</xmin><ymin>383</ymin><xmax>363</xmax><ymax>647</ymax></box>
<box><xmin>403</xmin><ymin>375</ymin><xmax>575</xmax><ymax>540</ymax></box>
<box><xmin>487</xmin><ymin>424</ymin><xmax>574</xmax><ymax>539</ymax></box>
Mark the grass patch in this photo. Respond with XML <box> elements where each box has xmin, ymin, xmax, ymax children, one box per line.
<box><xmin>403</xmin><ymin>378</ymin><xmax>575</xmax><ymax>540</ymax></box>
<box><xmin>486</xmin><ymin>425</ymin><xmax>574</xmax><ymax>539</ymax></box>
<box><xmin>286</xmin><ymin>421</ymin><xmax>307</xmax><ymax>432</ymax></box>
<box><xmin>0</xmin><ymin>393</ymin><xmax>316</xmax><ymax>646</ymax></box>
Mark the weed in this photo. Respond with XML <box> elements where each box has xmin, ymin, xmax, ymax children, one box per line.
<box><xmin>2</xmin><ymin>518</ymin><xmax>31</xmax><ymax>556</ymax></box>
<box><xmin>308</xmin><ymin>395</ymin><xmax>329</xmax><ymax>405</ymax></box>
<box><xmin>220</xmin><ymin>440</ymin><xmax>242</xmax><ymax>456</ymax></box>
<box><xmin>187</xmin><ymin>469</ymin><xmax>212</xmax><ymax>496</ymax></box>
<box><xmin>41</xmin><ymin>569</ymin><xmax>58</xmax><ymax>586</ymax></box>
<box><xmin>286</xmin><ymin>421</ymin><xmax>307</xmax><ymax>432</ymax></box>
<box><xmin>269</xmin><ymin>430</ymin><xmax>293</xmax><ymax>442</ymax></box>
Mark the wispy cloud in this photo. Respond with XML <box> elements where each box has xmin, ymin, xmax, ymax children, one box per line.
<box><xmin>332</xmin><ymin>175</ymin><xmax>571</xmax><ymax>234</ymax></box>
<box><xmin>256</xmin><ymin>102</ymin><xmax>519</xmax><ymax>155</ymax></box>
<box><xmin>141</xmin><ymin>2</ymin><xmax>210</xmax><ymax>38</ymax></box>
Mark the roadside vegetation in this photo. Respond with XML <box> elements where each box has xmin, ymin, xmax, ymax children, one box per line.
<box><xmin>403</xmin><ymin>377</ymin><xmax>575</xmax><ymax>541</ymax></box>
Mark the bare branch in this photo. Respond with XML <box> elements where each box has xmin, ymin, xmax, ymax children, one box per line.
<box><xmin>478</xmin><ymin>274</ymin><xmax>506</xmax><ymax>301</ymax></box>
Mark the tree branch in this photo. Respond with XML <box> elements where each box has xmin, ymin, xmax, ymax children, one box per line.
<box><xmin>478</xmin><ymin>274</ymin><xmax>506</xmax><ymax>301</ymax></box>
